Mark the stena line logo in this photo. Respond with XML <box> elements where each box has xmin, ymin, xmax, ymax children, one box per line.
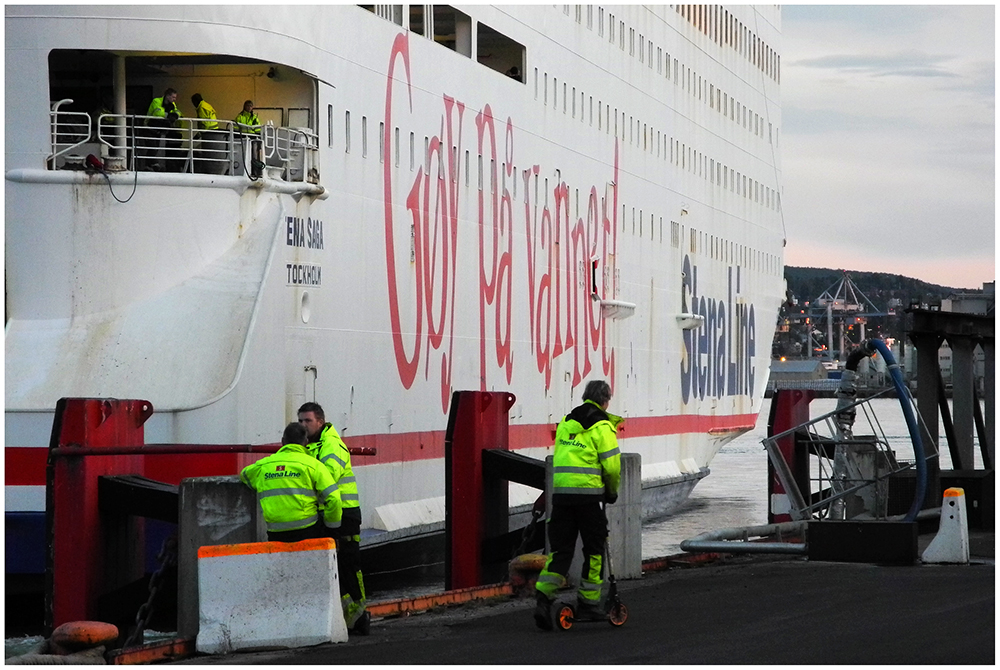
<box><xmin>680</xmin><ymin>254</ymin><xmax>756</xmax><ymax>404</ymax></box>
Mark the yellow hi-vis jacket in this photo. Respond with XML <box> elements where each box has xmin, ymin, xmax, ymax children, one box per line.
<box><xmin>552</xmin><ymin>400</ymin><xmax>623</xmax><ymax>503</ymax></box>
<box><xmin>308</xmin><ymin>424</ymin><xmax>360</xmax><ymax>510</ymax></box>
<box><xmin>240</xmin><ymin>443</ymin><xmax>343</xmax><ymax>533</ymax></box>
<box><xmin>195</xmin><ymin>100</ymin><xmax>219</xmax><ymax>130</ymax></box>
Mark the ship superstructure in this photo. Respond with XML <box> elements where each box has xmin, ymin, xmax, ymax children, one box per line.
<box><xmin>6</xmin><ymin>5</ymin><xmax>785</xmax><ymax>561</ymax></box>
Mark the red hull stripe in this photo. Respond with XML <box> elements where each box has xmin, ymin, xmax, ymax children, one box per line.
<box><xmin>4</xmin><ymin>412</ymin><xmax>758</xmax><ymax>484</ymax></box>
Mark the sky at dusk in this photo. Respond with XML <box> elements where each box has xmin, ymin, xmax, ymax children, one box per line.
<box><xmin>780</xmin><ymin>5</ymin><xmax>995</xmax><ymax>290</ymax></box>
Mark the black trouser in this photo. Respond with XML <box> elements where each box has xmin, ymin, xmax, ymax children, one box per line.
<box><xmin>332</xmin><ymin>507</ymin><xmax>365</xmax><ymax>604</ymax></box>
<box><xmin>537</xmin><ymin>501</ymin><xmax>607</xmax><ymax>602</ymax></box>
<box><xmin>266</xmin><ymin>523</ymin><xmax>327</xmax><ymax>543</ymax></box>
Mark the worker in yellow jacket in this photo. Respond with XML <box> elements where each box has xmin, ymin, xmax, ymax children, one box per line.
<box><xmin>534</xmin><ymin>379</ymin><xmax>622</xmax><ymax>630</ymax></box>
<box><xmin>299</xmin><ymin>402</ymin><xmax>370</xmax><ymax>635</ymax></box>
<box><xmin>241</xmin><ymin>422</ymin><xmax>342</xmax><ymax>542</ymax></box>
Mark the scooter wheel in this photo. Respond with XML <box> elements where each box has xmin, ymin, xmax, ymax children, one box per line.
<box><xmin>608</xmin><ymin>601</ymin><xmax>628</xmax><ymax>627</ymax></box>
<box><xmin>555</xmin><ymin>603</ymin><xmax>575</xmax><ymax>631</ymax></box>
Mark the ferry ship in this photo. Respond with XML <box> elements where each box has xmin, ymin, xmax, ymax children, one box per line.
<box><xmin>6</xmin><ymin>5</ymin><xmax>785</xmax><ymax>579</ymax></box>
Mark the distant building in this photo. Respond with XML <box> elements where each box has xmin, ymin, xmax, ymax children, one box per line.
<box><xmin>941</xmin><ymin>281</ymin><xmax>995</xmax><ymax>317</ymax></box>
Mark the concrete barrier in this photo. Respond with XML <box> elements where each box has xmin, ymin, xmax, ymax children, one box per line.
<box><xmin>921</xmin><ymin>487</ymin><xmax>970</xmax><ymax>564</ymax></box>
<box><xmin>196</xmin><ymin>538</ymin><xmax>348</xmax><ymax>654</ymax></box>
<box><xmin>178</xmin><ymin>476</ymin><xmax>266</xmax><ymax>639</ymax></box>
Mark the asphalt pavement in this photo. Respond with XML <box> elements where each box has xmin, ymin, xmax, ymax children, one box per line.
<box><xmin>181</xmin><ymin>531</ymin><xmax>994</xmax><ymax>665</ymax></box>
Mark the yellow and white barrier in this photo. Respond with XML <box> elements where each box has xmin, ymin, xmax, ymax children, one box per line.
<box><xmin>921</xmin><ymin>488</ymin><xmax>970</xmax><ymax>564</ymax></box>
<box><xmin>196</xmin><ymin>537</ymin><xmax>348</xmax><ymax>654</ymax></box>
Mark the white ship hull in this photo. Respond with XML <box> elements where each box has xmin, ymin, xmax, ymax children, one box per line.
<box><xmin>5</xmin><ymin>5</ymin><xmax>784</xmax><ymax>544</ymax></box>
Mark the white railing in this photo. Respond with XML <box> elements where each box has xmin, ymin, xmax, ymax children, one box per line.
<box><xmin>48</xmin><ymin>99</ymin><xmax>93</xmax><ymax>167</ymax></box>
<box><xmin>49</xmin><ymin>104</ymin><xmax>319</xmax><ymax>183</ymax></box>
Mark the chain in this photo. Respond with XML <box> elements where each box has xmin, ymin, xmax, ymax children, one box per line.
<box><xmin>123</xmin><ymin>533</ymin><xmax>178</xmax><ymax>648</ymax></box>
<box><xmin>513</xmin><ymin>502</ymin><xmax>546</xmax><ymax>559</ymax></box>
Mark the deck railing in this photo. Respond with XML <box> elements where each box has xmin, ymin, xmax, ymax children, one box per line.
<box><xmin>48</xmin><ymin>101</ymin><xmax>320</xmax><ymax>183</ymax></box>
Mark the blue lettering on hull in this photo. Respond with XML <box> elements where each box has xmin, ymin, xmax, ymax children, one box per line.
<box><xmin>680</xmin><ymin>254</ymin><xmax>756</xmax><ymax>404</ymax></box>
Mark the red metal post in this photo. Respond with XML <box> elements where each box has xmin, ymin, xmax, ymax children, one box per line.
<box><xmin>766</xmin><ymin>389</ymin><xmax>814</xmax><ymax>524</ymax></box>
<box><xmin>444</xmin><ymin>391</ymin><xmax>517</xmax><ymax>590</ymax></box>
<box><xmin>46</xmin><ymin>398</ymin><xmax>153</xmax><ymax>631</ymax></box>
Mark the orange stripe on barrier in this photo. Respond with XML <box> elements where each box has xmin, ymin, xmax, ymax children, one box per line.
<box><xmin>197</xmin><ymin>537</ymin><xmax>335</xmax><ymax>559</ymax></box>
<box><xmin>943</xmin><ymin>488</ymin><xmax>965</xmax><ymax>497</ymax></box>
<box><xmin>108</xmin><ymin>638</ymin><xmax>195</xmax><ymax>665</ymax></box>
<box><xmin>368</xmin><ymin>583</ymin><xmax>513</xmax><ymax>618</ymax></box>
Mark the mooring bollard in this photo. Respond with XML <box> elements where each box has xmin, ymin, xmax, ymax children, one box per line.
<box><xmin>921</xmin><ymin>488</ymin><xmax>970</xmax><ymax>564</ymax></box>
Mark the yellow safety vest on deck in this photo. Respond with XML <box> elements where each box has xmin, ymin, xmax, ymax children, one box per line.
<box><xmin>240</xmin><ymin>443</ymin><xmax>343</xmax><ymax>532</ymax></box>
<box><xmin>195</xmin><ymin>100</ymin><xmax>219</xmax><ymax>130</ymax></box>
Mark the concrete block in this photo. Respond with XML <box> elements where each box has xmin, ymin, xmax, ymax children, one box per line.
<box><xmin>922</xmin><ymin>488</ymin><xmax>970</xmax><ymax>564</ymax></box>
<box><xmin>178</xmin><ymin>476</ymin><xmax>266</xmax><ymax>639</ymax></box>
<box><xmin>372</xmin><ymin>496</ymin><xmax>445</xmax><ymax>531</ymax></box>
<box><xmin>196</xmin><ymin>538</ymin><xmax>348</xmax><ymax>654</ymax></box>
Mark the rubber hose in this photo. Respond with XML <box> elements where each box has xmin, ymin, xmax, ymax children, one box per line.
<box><xmin>868</xmin><ymin>338</ymin><xmax>926</xmax><ymax>522</ymax></box>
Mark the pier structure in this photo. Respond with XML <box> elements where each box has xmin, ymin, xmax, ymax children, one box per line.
<box><xmin>906</xmin><ymin>305</ymin><xmax>994</xmax><ymax>518</ymax></box>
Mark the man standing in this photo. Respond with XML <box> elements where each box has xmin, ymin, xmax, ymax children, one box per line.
<box><xmin>235</xmin><ymin>100</ymin><xmax>261</xmax><ymax>134</ymax></box>
<box><xmin>190</xmin><ymin>93</ymin><xmax>223</xmax><ymax>173</ymax></box>
<box><xmin>240</xmin><ymin>422</ymin><xmax>342</xmax><ymax>542</ymax></box>
<box><xmin>534</xmin><ymin>379</ymin><xmax>622</xmax><ymax>630</ymax></box>
<box><xmin>145</xmin><ymin>88</ymin><xmax>181</xmax><ymax>171</ymax></box>
<box><xmin>298</xmin><ymin>402</ymin><xmax>370</xmax><ymax>635</ymax></box>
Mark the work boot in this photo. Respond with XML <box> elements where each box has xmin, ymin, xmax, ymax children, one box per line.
<box><xmin>352</xmin><ymin>610</ymin><xmax>371</xmax><ymax>636</ymax></box>
<box><xmin>575</xmin><ymin>598</ymin><xmax>605</xmax><ymax>621</ymax></box>
<box><xmin>533</xmin><ymin>593</ymin><xmax>553</xmax><ymax>631</ymax></box>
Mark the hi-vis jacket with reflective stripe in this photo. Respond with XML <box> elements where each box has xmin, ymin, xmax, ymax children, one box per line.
<box><xmin>308</xmin><ymin>423</ymin><xmax>360</xmax><ymax>510</ymax></box>
<box><xmin>240</xmin><ymin>443</ymin><xmax>343</xmax><ymax>533</ymax></box>
<box><xmin>552</xmin><ymin>400</ymin><xmax>623</xmax><ymax>504</ymax></box>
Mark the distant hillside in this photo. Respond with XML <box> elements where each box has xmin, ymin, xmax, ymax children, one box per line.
<box><xmin>784</xmin><ymin>266</ymin><xmax>962</xmax><ymax>310</ymax></box>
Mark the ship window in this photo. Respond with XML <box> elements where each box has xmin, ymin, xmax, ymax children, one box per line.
<box><xmin>465</xmin><ymin>151</ymin><xmax>470</xmax><ymax>187</ymax></box>
<box><xmin>637</xmin><ymin>209</ymin><xmax>641</xmax><ymax>237</ymax></box>
<box><xmin>649</xmin><ymin>41</ymin><xmax>654</xmax><ymax>68</ymax></box>
<box><xmin>620</xmin><ymin>21</ymin><xmax>625</xmax><ymax>50</ymax></box>
<box><xmin>477</xmin><ymin>22</ymin><xmax>525</xmax><ymax>81</ymax></box>
<box><xmin>690</xmin><ymin>229</ymin><xmax>697</xmax><ymax>253</ymax></box>
<box><xmin>636</xmin><ymin>32</ymin><xmax>641</xmax><ymax>60</ymax></box>
<box><xmin>345</xmin><ymin>111</ymin><xmax>351</xmax><ymax>153</ymax></box>
<box><xmin>587</xmin><ymin>5</ymin><xmax>593</xmax><ymax>29</ymax></box>
<box><xmin>362</xmin><ymin>116</ymin><xmax>368</xmax><ymax>158</ymax></box>
<box><xmin>394</xmin><ymin>127</ymin><xmax>400</xmax><ymax>167</ymax></box>
<box><xmin>589</xmin><ymin>96</ymin><xmax>593</xmax><ymax>126</ymax></box>
<box><xmin>327</xmin><ymin>105</ymin><xmax>334</xmax><ymax>148</ymax></box>
<box><xmin>554</xmin><ymin>77</ymin><xmax>558</xmax><ymax>109</ymax></box>
<box><xmin>598</xmin><ymin>7</ymin><xmax>604</xmax><ymax>36</ymax></box>
<box><xmin>563</xmin><ymin>82</ymin><xmax>567</xmax><ymax>114</ymax></box>
<box><xmin>671</xmin><ymin>221</ymin><xmax>680</xmax><ymax>248</ymax></box>
<box><xmin>378</xmin><ymin>121</ymin><xmax>384</xmax><ymax>162</ymax></box>
<box><xmin>409</xmin><ymin>132</ymin><xmax>414</xmax><ymax>171</ymax></box>
<box><xmin>544</xmin><ymin>73</ymin><xmax>548</xmax><ymax>105</ymax></box>
<box><xmin>572</xmin><ymin>87</ymin><xmax>576</xmax><ymax>117</ymax></box>
<box><xmin>409</xmin><ymin>5</ymin><xmax>424</xmax><ymax>34</ymax></box>
<box><xmin>425</xmin><ymin>137</ymin><xmax>430</xmax><ymax>172</ymax></box>
<box><xmin>433</xmin><ymin>6</ymin><xmax>472</xmax><ymax>57</ymax></box>
<box><xmin>608</xmin><ymin>13</ymin><xmax>614</xmax><ymax>42</ymax></box>
<box><xmin>478</xmin><ymin>154</ymin><xmax>483</xmax><ymax>189</ymax></box>
<box><xmin>575</xmin><ymin>4</ymin><xmax>582</xmax><ymax>23</ymax></box>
